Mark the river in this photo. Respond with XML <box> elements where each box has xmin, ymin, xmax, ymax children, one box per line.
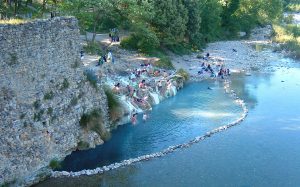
<box><xmin>35</xmin><ymin>55</ymin><xmax>300</xmax><ymax>186</ymax></box>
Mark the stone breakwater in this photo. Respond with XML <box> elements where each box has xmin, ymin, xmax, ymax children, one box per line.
<box><xmin>52</xmin><ymin>78</ymin><xmax>248</xmax><ymax>178</ymax></box>
<box><xmin>0</xmin><ymin>17</ymin><xmax>109</xmax><ymax>185</ymax></box>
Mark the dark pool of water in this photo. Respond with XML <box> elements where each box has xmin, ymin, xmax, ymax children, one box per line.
<box><xmin>60</xmin><ymin>80</ymin><xmax>242</xmax><ymax>172</ymax></box>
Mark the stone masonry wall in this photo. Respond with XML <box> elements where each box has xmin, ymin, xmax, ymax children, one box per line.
<box><xmin>0</xmin><ymin>17</ymin><xmax>109</xmax><ymax>184</ymax></box>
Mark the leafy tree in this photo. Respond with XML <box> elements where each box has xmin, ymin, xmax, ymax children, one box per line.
<box><xmin>199</xmin><ymin>0</ymin><xmax>223</xmax><ymax>42</ymax></box>
<box><xmin>183</xmin><ymin>0</ymin><xmax>203</xmax><ymax>48</ymax></box>
<box><xmin>151</xmin><ymin>0</ymin><xmax>188</xmax><ymax>46</ymax></box>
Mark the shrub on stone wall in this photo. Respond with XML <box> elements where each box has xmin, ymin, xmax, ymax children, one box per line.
<box><xmin>44</xmin><ymin>91</ymin><xmax>54</xmax><ymax>100</ymax></box>
<box><xmin>176</xmin><ymin>68</ymin><xmax>189</xmax><ymax>82</ymax></box>
<box><xmin>104</xmin><ymin>86</ymin><xmax>123</xmax><ymax>123</ymax></box>
<box><xmin>8</xmin><ymin>53</ymin><xmax>18</xmax><ymax>66</ymax></box>
<box><xmin>33</xmin><ymin>100</ymin><xmax>41</xmax><ymax>110</ymax></box>
<box><xmin>60</xmin><ymin>78</ymin><xmax>69</xmax><ymax>90</ymax></box>
<box><xmin>49</xmin><ymin>159</ymin><xmax>61</xmax><ymax>170</ymax></box>
<box><xmin>84</xmin><ymin>69</ymin><xmax>98</xmax><ymax>89</ymax></box>
<box><xmin>79</xmin><ymin>109</ymin><xmax>110</xmax><ymax>140</ymax></box>
<box><xmin>77</xmin><ymin>141</ymin><xmax>90</xmax><ymax>150</ymax></box>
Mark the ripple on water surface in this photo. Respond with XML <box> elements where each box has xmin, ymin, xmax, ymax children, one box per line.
<box><xmin>60</xmin><ymin>80</ymin><xmax>243</xmax><ymax>172</ymax></box>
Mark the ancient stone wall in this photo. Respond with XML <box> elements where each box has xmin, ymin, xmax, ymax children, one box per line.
<box><xmin>0</xmin><ymin>17</ymin><xmax>108</xmax><ymax>185</ymax></box>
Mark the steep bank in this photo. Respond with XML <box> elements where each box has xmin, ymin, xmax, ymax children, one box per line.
<box><xmin>0</xmin><ymin>17</ymin><xmax>109</xmax><ymax>185</ymax></box>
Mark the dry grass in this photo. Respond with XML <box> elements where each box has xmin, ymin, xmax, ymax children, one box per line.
<box><xmin>273</xmin><ymin>24</ymin><xmax>300</xmax><ymax>59</ymax></box>
<box><xmin>0</xmin><ymin>19</ymin><xmax>27</xmax><ymax>25</ymax></box>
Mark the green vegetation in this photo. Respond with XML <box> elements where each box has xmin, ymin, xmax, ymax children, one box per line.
<box><xmin>286</xmin><ymin>4</ymin><xmax>300</xmax><ymax>12</ymax></box>
<box><xmin>33</xmin><ymin>109</ymin><xmax>44</xmax><ymax>122</ymax></box>
<box><xmin>2</xmin><ymin>0</ymin><xmax>288</xmax><ymax>53</ymax></box>
<box><xmin>104</xmin><ymin>87</ymin><xmax>123</xmax><ymax>123</ymax></box>
<box><xmin>273</xmin><ymin>23</ymin><xmax>300</xmax><ymax>59</ymax></box>
<box><xmin>8</xmin><ymin>53</ymin><xmax>18</xmax><ymax>66</ymax></box>
<box><xmin>83</xmin><ymin>42</ymin><xmax>103</xmax><ymax>55</ymax></box>
<box><xmin>47</xmin><ymin>107</ymin><xmax>53</xmax><ymax>115</ymax></box>
<box><xmin>154</xmin><ymin>56</ymin><xmax>174</xmax><ymax>70</ymax></box>
<box><xmin>80</xmin><ymin>109</ymin><xmax>110</xmax><ymax>140</ymax></box>
<box><xmin>71</xmin><ymin>60</ymin><xmax>80</xmax><ymax>69</ymax></box>
<box><xmin>284</xmin><ymin>0</ymin><xmax>300</xmax><ymax>12</ymax></box>
<box><xmin>176</xmin><ymin>68</ymin><xmax>189</xmax><ymax>82</ymax></box>
<box><xmin>20</xmin><ymin>113</ymin><xmax>25</xmax><ymax>119</ymax></box>
<box><xmin>70</xmin><ymin>96</ymin><xmax>78</xmax><ymax>106</ymax></box>
<box><xmin>84</xmin><ymin>70</ymin><xmax>98</xmax><ymax>89</ymax></box>
<box><xmin>44</xmin><ymin>91</ymin><xmax>54</xmax><ymax>100</ymax></box>
<box><xmin>77</xmin><ymin>141</ymin><xmax>90</xmax><ymax>150</ymax></box>
<box><xmin>60</xmin><ymin>78</ymin><xmax>70</xmax><ymax>90</ymax></box>
<box><xmin>49</xmin><ymin>159</ymin><xmax>62</xmax><ymax>170</ymax></box>
<box><xmin>33</xmin><ymin>100</ymin><xmax>40</xmax><ymax>110</ymax></box>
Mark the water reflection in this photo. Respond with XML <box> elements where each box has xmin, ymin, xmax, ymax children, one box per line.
<box><xmin>230</xmin><ymin>72</ymin><xmax>271</xmax><ymax>109</ymax></box>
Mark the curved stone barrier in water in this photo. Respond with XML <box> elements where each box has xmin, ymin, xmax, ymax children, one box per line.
<box><xmin>52</xmin><ymin>79</ymin><xmax>248</xmax><ymax>178</ymax></box>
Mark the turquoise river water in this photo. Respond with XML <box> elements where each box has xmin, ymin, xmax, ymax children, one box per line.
<box><xmin>36</xmin><ymin>65</ymin><xmax>300</xmax><ymax>187</ymax></box>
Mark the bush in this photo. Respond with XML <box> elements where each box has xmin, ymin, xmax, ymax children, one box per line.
<box><xmin>83</xmin><ymin>42</ymin><xmax>103</xmax><ymax>55</ymax></box>
<box><xmin>33</xmin><ymin>100</ymin><xmax>40</xmax><ymax>110</ymax></box>
<box><xmin>47</xmin><ymin>107</ymin><xmax>53</xmax><ymax>115</ymax></box>
<box><xmin>70</xmin><ymin>96</ymin><xmax>78</xmax><ymax>106</ymax></box>
<box><xmin>167</xmin><ymin>44</ymin><xmax>191</xmax><ymax>55</ymax></box>
<box><xmin>84</xmin><ymin>69</ymin><xmax>98</xmax><ymax>89</ymax></box>
<box><xmin>104</xmin><ymin>87</ymin><xmax>123</xmax><ymax>123</ymax></box>
<box><xmin>77</xmin><ymin>141</ymin><xmax>90</xmax><ymax>150</ymax></box>
<box><xmin>154</xmin><ymin>56</ymin><xmax>174</xmax><ymax>69</ymax></box>
<box><xmin>121</xmin><ymin>26</ymin><xmax>159</xmax><ymax>53</ymax></box>
<box><xmin>8</xmin><ymin>53</ymin><xmax>18</xmax><ymax>66</ymax></box>
<box><xmin>44</xmin><ymin>91</ymin><xmax>54</xmax><ymax>100</ymax></box>
<box><xmin>120</xmin><ymin>36</ymin><xmax>137</xmax><ymax>50</ymax></box>
<box><xmin>79</xmin><ymin>109</ymin><xmax>110</xmax><ymax>140</ymax></box>
<box><xmin>60</xmin><ymin>78</ymin><xmax>69</xmax><ymax>90</ymax></box>
<box><xmin>273</xmin><ymin>24</ymin><xmax>300</xmax><ymax>59</ymax></box>
<box><xmin>176</xmin><ymin>68</ymin><xmax>189</xmax><ymax>81</ymax></box>
<box><xmin>49</xmin><ymin>159</ymin><xmax>61</xmax><ymax>170</ymax></box>
<box><xmin>33</xmin><ymin>109</ymin><xmax>44</xmax><ymax>122</ymax></box>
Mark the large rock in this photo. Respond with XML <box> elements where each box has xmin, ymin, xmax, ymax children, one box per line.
<box><xmin>0</xmin><ymin>17</ymin><xmax>109</xmax><ymax>185</ymax></box>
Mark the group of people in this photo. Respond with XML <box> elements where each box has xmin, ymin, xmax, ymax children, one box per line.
<box><xmin>108</xmin><ymin>62</ymin><xmax>178</xmax><ymax>125</ymax></box>
<box><xmin>131</xmin><ymin>111</ymin><xmax>148</xmax><ymax>125</ymax></box>
<box><xmin>97</xmin><ymin>51</ymin><xmax>114</xmax><ymax>66</ymax></box>
<box><xmin>109</xmin><ymin>28</ymin><xmax>119</xmax><ymax>42</ymax></box>
<box><xmin>198</xmin><ymin>53</ymin><xmax>230</xmax><ymax>79</ymax></box>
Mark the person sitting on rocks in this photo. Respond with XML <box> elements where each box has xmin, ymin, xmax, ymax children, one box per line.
<box><xmin>218</xmin><ymin>69</ymin><xmax>224</xmax><ymax>79</ymax></box>
<box><xmin>206</xmin><ymin>64</ymin><xmax>213</xmax><ymax>74</ymax></box>
<box><xmin>80</xmin><ymin>50</ymin><xmax>84</xmax><ymax>60</ymax></box>
<box><xmin>154</xmin><ymin>70</ymin><xmax>160</xmax><ymax>77</ymax></box>
<box><xmin>97</xmin><ymin>57</ymin><xmax>104</xmax><ymax>66</ymax></box>
<box><xmin>129</xmin><ymin>71</ymin><xmax>136</xmax><ymax>82</ymax></box>
<box><xmin>204</xmin><ymin>52</ymin><xmax>210</xmax><ymax>60</ymax></box>
<box><xmin>157</xmin><ymin>80</ymin><xmax>163</xmax><ymax>93</ymax></box>
<box><xmin>112</xmin><ymin>83</ymin><xmax>121</xmax><ymax>94</ymax></box>
<box><xmin>163</xmin><ymin>70</ymin><xmax>169</xmax><ymax>78</ymax></box>
<box><xmin>227</xmin><ymin>69</ymin><xmax>230</xmax><ymax>76</ymax></box>
<box><xmin>126</xmin><ymin>85</ymin><xmax>132</xmax><ymax>96</ymax></box>
<box><xmin>139</xmin><ymin>80</ymin><xmax>146</xmax><ymax>89</ymax></box>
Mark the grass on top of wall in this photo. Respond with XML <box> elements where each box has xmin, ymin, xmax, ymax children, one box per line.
<box><xmin>0</xmin><ymin>19</ymin><xmax>27</xmax><ymax>24</ymax></box>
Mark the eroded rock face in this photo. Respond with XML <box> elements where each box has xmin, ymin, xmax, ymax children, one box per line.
<box><xmin>0</xmin><ymin>17</ymin><xmax>108</xmax><ymax>185</ymax></box>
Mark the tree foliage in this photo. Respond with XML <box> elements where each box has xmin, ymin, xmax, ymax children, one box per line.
<box><xmin>1</xmin><ymin>0</ymin><xmax>286</xmax><ymax>51</ymax></box>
